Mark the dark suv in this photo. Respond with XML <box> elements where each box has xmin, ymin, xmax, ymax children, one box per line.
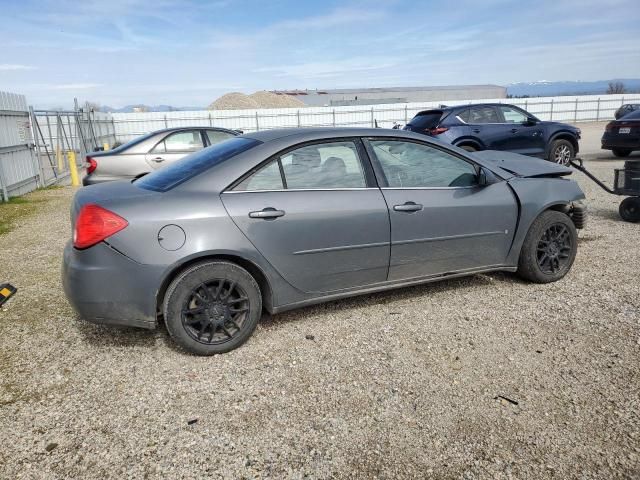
<box><xmin>404</xmin><ymin>103</ymin><xmax>581</xmax><ymax>165</ymax></box>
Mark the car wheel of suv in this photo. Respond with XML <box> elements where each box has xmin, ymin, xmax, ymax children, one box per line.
<box><xmin>517</xmin><ymin>210</ymin><xmax>577</xmax><ymax>283</ymax></box>
<box><xmin>549</xmin><ymin>139</ymin><xmax>575</xmax><ymax>166</ymax></box>
<box><xmin>612</xmin><ymin>149</ymin><xmax>632</xmax><ymax>158</ymax></box>
<box><xmin>459</xmin><ymin>144</ymin><xmax>478</xmax><ymax>152</ymax></box>
<box><xmin>619</xmin><ymin>197</ymin><xmax>640</xmax><ymax>223</ymax></box>
<box><xmin>163</xmin><ymin>261</ymin><xmax>262</xmax><ymax>355</ymax></box>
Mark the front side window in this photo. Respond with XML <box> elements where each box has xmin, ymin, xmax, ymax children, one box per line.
<box><xmin>499</xmin><ymin>106</ymin><xmax>528</xmax><ymax>123</ymax></box>
<box><xmin>233</xmin><ymin>141</ymin><xmax>367</xmax><ymax>191</ymax></box>
<box><xmin>153</xmin><ymin>130</ymin><xmax>204</xmax><ymax>153</ymax></box>
<box><xmin>468</xmin><ymin>106</ymin><xmax>500</xmax><ymax>124</ymax></box>
<box><xmin>368</xmin><ymin>140</ymin><xmax>478</xmax><ymax>188</ymax></box>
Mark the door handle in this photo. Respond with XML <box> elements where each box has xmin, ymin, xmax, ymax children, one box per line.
<box><xmin>472</xmin><ymin>129</ymin><xmax>481</xmax><ymax>133</ymax></box>
<box><xmin>393</xmin><ymin>202</ymin><xmax>423</xmax><ymax>212</ymax></box>
<box><xmin>249</xmin><ymin>207</ymin><xmax>285</xmax><ymax>219</ymax></box>
<box><xmin>511</xmin><ymin>128</ymin><xmax>518</xmax><ymax>133</ymax></box>
<box><xmin>152</xmin><ymin>157</ymin><xmax>165</xmax><ymax>163</ymax></box>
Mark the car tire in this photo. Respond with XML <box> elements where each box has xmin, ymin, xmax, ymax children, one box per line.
<box><xmin>619</xmin><ymin>197</ymin><xmax>640</xmax><ymax>223</ymax></box>
<box><xmin>517</xmin><ymin>210</ymin><xmax>578</xmax><ymax>283</ymax></box>
<box><xmin>459</xmin><ymin>144</ymin><xmax>478</xmax><ymax>152</ymax></box>
<box><xmin>612</xmin><ymin>149</ymin><xmax>632</xmax><ymax>158</ymax></box>
<box><xmin>163</xmin><ymin>261</ymin><xmax>262</xmax><ymax>355</ymax></box>
<box><xmin>548</xmin><ymin>139</ymin><xmax>575</xmax><ymax>166</ymax></box>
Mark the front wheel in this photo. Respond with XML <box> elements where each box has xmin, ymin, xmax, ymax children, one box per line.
<box><xmin>619</xmin><ymin>197</ymin><xmax>640</xmax><ymax>222</ymax></box>
<box><xmin>517</xmin><ymin>210</ymin><xmax>578</xmax><ymax>283</ymax></box>
<box><xmin>163</xmin><ymin>261</ymin><xmax>262</xmax><ymax>355</ymax></box>
<box><xmin>548</xmin><ymin>139</ymin><xmax>575</xmax><ymax>166</ymax></box>
<box><xmin>612</xmin><ymin>149</ymin><xmax>632</xmax><ymax>158</ymax></box>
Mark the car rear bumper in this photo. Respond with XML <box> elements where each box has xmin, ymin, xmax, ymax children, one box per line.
<box><xmin>601</xmin><ymin>133</ymin><xmax>640</xmax><ymax>150</ymax></box>
<box><xmin>62</xmin><ymin>241</ymin><xmax>164</xmax><ymax>329</ymax></box>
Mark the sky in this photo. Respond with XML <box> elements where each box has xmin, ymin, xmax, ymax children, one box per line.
<box><xmin>1</xmin><ymin>0</ymin><xmax>639</xmax><ymax>108</ymax></box>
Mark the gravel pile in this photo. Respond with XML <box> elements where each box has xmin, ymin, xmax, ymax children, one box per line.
<box><xmin>208</xmin><ymin>91</ymin><xmax>305</xmax><ymax>110</ymax></box>
<box><xmin>0</xmin><ymin>149</ymin><xmax>639</xmax><ymax>478</ymax></box>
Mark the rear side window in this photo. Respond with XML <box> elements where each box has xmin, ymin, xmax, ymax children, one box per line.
<box><xmin>136</xmin><ymin>137</ymin><xmax>261</xmax><ymax>192</ymax></box>
<box><xmin>468</xmin><ymin>106</ymin><xmax>500</xmax><ymax>124</ymax></box>
<box><xmin>206</xmin><ymin>130</ymin><xmax>236</xmax><ymax>145</ymax></box>
<box><xmin>407</xmin><ymin>112</ymin><xmax>442</xmax><ymax>130</ymax></box>
<box><xmin>153</xmin><ymin>130</ymin><xmax>203</xmax><ymax>153</ymax></box>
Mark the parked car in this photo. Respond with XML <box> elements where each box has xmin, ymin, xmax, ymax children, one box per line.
<box><xmin>83</xmin><ymin>127</ymin><xmax>240</xmax><ymax>185</ymax></box>
<box><xmin>602</xmin><ymin>109</ymin><xmax>640</xmax><ymax>157</ymax></box>
<box><xmin>63</xmin><ymin>128</ymin><xmax>586</xmax><ymax>355</ymax></box>
<box><xmin>614</xmin><ymin>103</ymin><xmax>640</xmax><ymax>120</ymax></box>
<box><xmin>403</xmin><ymin>103</ymin><xmax>581</xmax><ymax>165</ymax></box>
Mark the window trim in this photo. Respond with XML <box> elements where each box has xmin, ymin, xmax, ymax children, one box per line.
<box><xmin>225</xmin><ymin>137</ymin><xmax>377</xmax><ymax>192</ymax></box>
<box><xmin>362</xmin><ymin>137</ymin><xmax>480</xmax><ymax>189</ymax></box>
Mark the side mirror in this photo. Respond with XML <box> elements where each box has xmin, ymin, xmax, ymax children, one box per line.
<box><xmin>524</xmin><ymin>117</ymin><xmax>538</xmax><ymax>126</ymax></box>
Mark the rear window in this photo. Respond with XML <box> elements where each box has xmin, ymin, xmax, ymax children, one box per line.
<box><xmin>622</xmin><ymin>110</ymin><xmax>640</xmax><ymax>120</ymax></box>
<box><xmin>136</xmin><ymin>137</ymin><xmax>261</xmax><ymax>192</ymax></box>
<box><xmin>407</xmin><ymin>112</ymin><xmax>443</xmax><ymax>130</ymax></box>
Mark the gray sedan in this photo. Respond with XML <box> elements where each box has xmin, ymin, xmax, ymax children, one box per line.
<box><xmin>83</xmin><ymin>127</ymin><xmax>239</xmax><ymax>185</ymax></box>
<box><xmin>63</xmin><ymin>128</ymin><xmax>587</xmax><ymax>355</ymax></box>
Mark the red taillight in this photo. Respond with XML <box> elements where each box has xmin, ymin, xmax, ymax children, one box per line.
<box><xmin>74</xmin><ymin>204</ymin><xmax>128</xmax><ymax>249</ymax></box>
<box><xmin>86</xmin><ymin>156</ymin><xmax>97</xmax><ymax>174</ymax></box>
<box><xmin>605</xmin><ymin>122</ymin><xmax>616</xmax><ymax>132</ymax></box>
<box><xmin>428</xmin><ymin>127</ymin><xmax>449</xmax><ymax>135</ymax></box>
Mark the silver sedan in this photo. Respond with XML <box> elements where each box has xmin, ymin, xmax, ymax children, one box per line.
<box><xmin>83</xmin><ymin>127</ymin><xmax>239</xmax><ymax>185</ymax></box>
<box><xmin>64</xmin><ymin>128</ymin><xmax>587</xmax><ymax>355</ymax></box>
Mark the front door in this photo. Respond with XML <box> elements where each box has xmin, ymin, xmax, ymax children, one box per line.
<box><xmin>144</xmin><ymin>129</ymin><xmax>204</xmax><ymax>169</ymax></box>
<box><xmin>221</xmin><ymin>140</ymin><xmax>390</xmax><ymax>293</ymax></box>
<box><xmin>364</xmin><ymin>138</ymin><xmax>518</xmax><ymax>281</ymax></box>
<box><xmin>496</xmin><ymin>105</ymin><xmax>546</xmax><ymax>156</ymax></box>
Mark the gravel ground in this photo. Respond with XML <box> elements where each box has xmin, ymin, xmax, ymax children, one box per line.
<box><xmin>1</xmin><ymin>148</ymin><xmax>639</xmax><ymax>478</ymax></box>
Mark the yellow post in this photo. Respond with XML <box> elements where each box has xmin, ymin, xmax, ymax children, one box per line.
<box><xmin>68</xmin><ymin>151</ymin><xmax>80</xmax><ymax>187</ymax></box>
<box><xmin>103</xmin><ymin>142</ymin><xmax>110</xmax><ymax>151</ymax></box>
<box><xmin>56</xmin><ymin>147</ymin><xmax>64</xmax><ymax>172</ymax></box>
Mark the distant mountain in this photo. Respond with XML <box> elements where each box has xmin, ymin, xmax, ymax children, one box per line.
<box><xmin>507</xmin><ymin>79</ymin><xmax>640</xmax><ymax>97</ymax></box>
<box><xmin>99</xmin><ymin>104</ymin><xmax>204</xmax><ymax>113</ymax></box>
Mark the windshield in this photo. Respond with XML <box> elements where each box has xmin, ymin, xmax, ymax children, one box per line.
<box><xmin>136</xmin><ymin>137</ymin><xmax>261</xmax><ymax>192</ymax></box>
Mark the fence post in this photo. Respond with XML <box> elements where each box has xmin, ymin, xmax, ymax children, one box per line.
<box><xmin>596</xmin><ymin>98</ymin><xmax>600</xmax><ymax>121</ymax></box>
<box><xmin>255</xmin><ymin>111</ymin><xmax>260</xmax><ymax>131</ymax></box>
<box><xmin>370</xmin><ymin>107</ymin><xmax>374</xmax><ymax>127</ymax></box>
<box><xmin>574</xmin><ymin>98</ymin><xmax>578</xmax><ymax>123</ymax></box>
<box><xmin>208</xmin><ymin>112</ymin><xmax>212</xmax><ymax>126</ymax></box>
<box><xmin>404</xmin><ymin>105</ymin><xmax>408</xmax><ymax>123</ymax></box>
<box><xmin>29</xmin><ymin>106</ymin><xmax>46</xmax><ymax>187</ymax></box>
<box><xmin>296</xmin><ymin>110</ymin><xmax>301</xmax><ymax>128</ymax></box>
<box><xmin>549</xmin><ymin>99</ymin><xmax>554</xmax><ymax>121</ymax></box>
<box><xmin>0</xmin><ymin>157</ymin><xmax>8</xmax><ymax>201</ymax></box>
<box><xmin>332</xmin><ymin>109</ymin><xmax>336</xmax><ymax>127</ymax></box>
<box><xmin>164</xmin><ymin>114</ymin><xmax>168</xmax><ymax>128</ymax></box>
<box><xmin>524</xmin><ymin>99</ymin><xmax>528</xmax><ymax>111</ymax></box>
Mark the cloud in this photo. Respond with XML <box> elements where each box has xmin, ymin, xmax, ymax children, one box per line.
<box><xmin>0</xmin><ymin>64</ymin><xmax>36</xmax><ymax>71</ymax></box>
<box><xmin>50</xmin><ymin>83</ymin><xmax>103</xmax><ymax>90</ymax></box>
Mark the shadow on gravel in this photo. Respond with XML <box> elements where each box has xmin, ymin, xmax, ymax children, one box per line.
<box><xmin>73</xmin><ymin>316</ymin><xmax>160</xmax><ymax>348</ymax></box>
<box><xmin>260</xmin><ymin>271</ymin><xmax>522</xmax><ymax>331</ymax></box>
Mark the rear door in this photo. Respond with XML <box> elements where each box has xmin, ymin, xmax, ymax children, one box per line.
<box><xmin>364</xmin><ymin>138</ymin><xmax>518</xmax><ymax>280</ymax></box>
<box><xmin>497</xmin><ymin>105</ymin><xmax>545</xmax><ymax>155</ymax></box>
<box><xmin>221</xmin><ymin>139</ymin><xmax>391</xmax><ymax>293</ymax></box>
<box><xmin>144</xmin><ymin>129</ymin><xmax>204</xmax><ymax>169</ymax></box>
<box><xmin>467</xmin><ymin>106</ymin><xmax>508</xmax><ymax>150</ymax></box>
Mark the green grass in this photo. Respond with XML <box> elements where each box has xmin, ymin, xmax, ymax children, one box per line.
<box><xmin>0</xmin><ymin>196</ymin><xmax>39</xmax><ymax>235</ymax></box>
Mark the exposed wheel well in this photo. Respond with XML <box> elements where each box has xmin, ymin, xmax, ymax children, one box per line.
<box><xmin>550</xmin><ymin>134</ymin><xmax>579</xmax><ymax>153</ymax></box>
<box><xmin>456</xmin><ymin>140</ymin><xmax>482</xmax><ymax>151</ymax></box>
<box><xmin>156</xmin><ymin>255</ymin><xmax>274</xmax><ymax>316</ymax></box>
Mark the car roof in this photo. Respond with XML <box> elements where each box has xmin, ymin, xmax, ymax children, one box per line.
<box><xmin>150</xmin><ymin>126</ymin><xmax>238</xmax><ymax>135</ymax></box>
<box><xmin>242</xmin><ymin>127</ymin><xmax>430</xmax><ymax>143</ymax></box>
<box><xmin>415</xmin><ymin>103</ymin><xmax>520</xmax><ymax>115</ymax></box>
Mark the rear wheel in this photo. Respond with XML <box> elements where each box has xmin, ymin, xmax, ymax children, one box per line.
<box><xmin>517</xmin><ymin>210</ymin><xmax>577</xmax><ymax>283</ymax></box>
<box><xmin>163</xmin><ymin>261</ymin><xmax>262</xmax><ymax>355</ymax></box>
<box><xmin>612</xmin><ymin>149</ymin><xmax>632</xmax><ymax>158</ymax></box>
<box><xmin>548</xmin><ymin>139</ymin><xmax>575</xmax><ymax>166</ymax></box>
<box><xmin>619</xmin><ymin>197</ymin><xmax>640</xmax><ymax>222</ymax></box>
<box><xmin>459</xmin><ymin>144</ymin><xmax>478</xmax><ymax>152</ymax></box>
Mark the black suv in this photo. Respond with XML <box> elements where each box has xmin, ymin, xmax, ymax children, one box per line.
<box><xmin>404</xmin><ymin>103</ymin><xmax>581</xmax><ymax>165</ymax></box>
